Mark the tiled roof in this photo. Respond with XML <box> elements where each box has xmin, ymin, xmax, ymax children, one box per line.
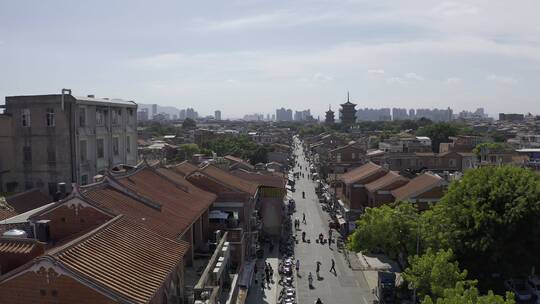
<box><xmin>391</xmin><ymin>173</ymin><xmax>444</xmax><ymax>201</ymax></box>
<box><xmin>365</xmin><ymin>171</ymin><xmax>409</xmax><ymax>192</ymax></box>
<box><xmin>6</xmin><ymin>189</ymin><xmax>52</xmax><ymax>214</ymax></box>
<box><xmin>0</xmin><ymin>200</ymin><xmax>17</xmax><ymax>220</ymax></box>
<box><xmin>224</xmin><ymin>155</ymin><xmax>255</xmax><ymax>170</ymax></box>
<box><xmin>196</xmin><ymin>164</ymin><xmax>260</xmax><ymax>195</ymax></box>
<box><xmin>230</xmin><ymin>170</ymin><xmax>286</xmax><ymax>189</ymax></box>
<box><xmin>340</xmin><ymin>162</ymin><xmax>385</xmax><ymax>184</ymax></box>
<box><xmin>0</xmin><ymin>238</ymin><xmax>43</xmax><ymax>254</ymax></box>
<box><xmin>83</xmin><ymin>167</ymin><xmax>215</xmax><ymax>238</ymax></box>
<box><xmin>51</xmin><ymin>216</ymin><xmax>188</xmax><ymax>303</ymax></box>
<box><xmin>170</xmin><ymin>161</ymin><xmax>199</xmax><ymax>176</ymax></box>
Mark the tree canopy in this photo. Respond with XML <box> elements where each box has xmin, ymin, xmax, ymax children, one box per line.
<box><xmin>416</xmin><ymin>122</ymin><xmax>469</xmax><ymax>152</ymax></box>
<box><xmin>182</xmin><ymin>117</ymin><xmax>197</xmax><ymax>129</ymax></box>
<box><xmin>403</xmin><ymin>249</ymin><xmax>470</xmax><ymax>299</ymax></box>
<box><xmin>348</xmin><ymin>202</ymin><xmax>421</xmax><ymax>259</ymax></box>
<box><xmin>421</xmin><ymin>282</ymin><xmax>515</xmax><ymax>304</ymax></box>
<box><xmin>423</xmin><ymin>165</ymin><xmax>540</xmax><ymax>280</ymax></box>
<box><xmin>202</xmin><ymin>135</ymin><xmax>271</xmax><ymax>165</ymax></box>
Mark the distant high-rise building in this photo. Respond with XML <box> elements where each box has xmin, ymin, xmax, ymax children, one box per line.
<box><xmin>276</xmin><ymin>107</ymin><xmax>293</xmax><ymax>121</ymax></box>
<box><xmin>271</xmin><ymin>114</ymin><xmax>276</xmax><ymax>121</ymax></box>
<box><xmin>325</xmin><ymin>106</ymin><xmax>335</xmax><ymax>124</ymax></box>
<box><xmin>137</xmin><ymin>108</ymin><xmax>149</xmax><ymax>121</ymax></box>
<box><xmin>151</xmin><ymin>104</ymin><xmax>158</xmax><ymax>117</ymax></box>
<box><xmin>185</xmin><ymin>108</ymin><xmax>198</xmax><ymax>120</ymax></box>
<box><xmin>392</xmin><ymin>108</ymin><xmax>409</xmax><ymax>121</ymax></box>
<box><xmin>357</xmin><ymin>108</ymin><xmax>391</xmax><ymax>121</ymax></box>
<box><xmin>409</xmin><ymin>109</ymin><xmax>416</xmax><ymax>119</ymax></box>
<box><xmin>339</xmin><ymin>92</ymin><xmax>357</xmax><ymax>124</ymax></box>
<box><xmin>179</xmin><ymin>109</ymin><xmax>186</xmax><ymax>120</ymax></box>
<box><xmin>214</xmin><ymin>110</ymin><xmax>222</xmax><ymax>121</ymax></box>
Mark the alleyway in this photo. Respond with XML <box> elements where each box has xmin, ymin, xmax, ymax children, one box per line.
<box><xmin>291</xmin><ymin>136</ymin><xmax>375</xmax><ymax>304</ymax></box>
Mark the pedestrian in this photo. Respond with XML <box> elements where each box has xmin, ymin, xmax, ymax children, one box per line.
<box><xmin>254</xmin><ymin>263</ymin><xmax>258</xmax><ymax>283</ymax></box>
<box><xmin>302</xmin><ymin>231</ymin><xmax>306</xmax><ymax>242</ymax></box>
<box><xmin>330</xmin><ymin>258</ymin><xmax>336</xmax><ymax>274</ymax></box>
<box><xmin>266</xmin><ymin>271</ymin><xmax>270</xmax><ymax>285</ymax></box>
<box><xmin>295</xmin><ymin>259</ymin><xmax>300</xmax><ymax>273</ymax></box>
<box><xmin>261</xmin><ymin>274</ymin><xmax>265</xmax><ymax>289</ymax></box>
<box><xmin>328</xmin><ymin>235</ymin><xmax>332</xmax><ymax>248</ymax></box>
<box><xmin>269</xmin><ymin>264</ymin><xmax>274</xmax><ymax>279</ymax></box>
<box><xmin>302</xmin><ymin>213</ymin><xmax>306</xmax><ymax>224</ymax></box>
<box><xmin>316</xmin><ymin>261</ymin><xmax>321</xmax><ymax>274</ymax></box>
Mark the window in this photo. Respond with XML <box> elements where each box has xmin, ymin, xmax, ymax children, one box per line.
<box><xmin>97</xmin><ymin>138</ymin><xmax>105</xmax><ymax>158</ymax></box>
<box><xmin>97</xmin><ymin>138</ymin><xmax>104</xmax><ymax>158</ymax></box>
<box><xmin>46</xmin><ymin>108</ymin><xmax>55</xmax><ymax>127</ymax></box>
<box><xmin>23</xmin><ymin>146</ymin><xmax>32</xmax><ymax>163</ymax></box>
<box><xmin>351</xmin><ymin>152</ymin><xmax>356</xmax><ymax>160</ymax></box>
<box><xmin>79</xmin><ymin>107</ymin><xmax>86</xmax><ymax>127</ymax></box>
<box><xmin>112</xmin><ymin>108</ymin><xmax>121</xmax><ymax>125</ymax></box>
<box><xmin>113</xmin><ymin>137</ymin><xmax>119</xmax><ymax>156</ymax></box>
<box><xmin>449</xmin><ymin>158</ymin><xmax>457</xmax><ymax>168</ymax></box>
<box><xmin>51</xmin><ymin>290</ymin><xmax>58</xmax><ymax>297</ymax></box>
<box><xmin>25</xmin><ymin>181</ymin><xmax>34</xmax><ymax>190</ymax></box>
<box><xmin>81</xmin><ymin>174</ymin><xmax>88</xmax><ymax>185</ymax></box>
<box><xmin>61</xmin><ymin>217</ymin><xmax>66</xmax><ymax>223</ymax></box>
<box><xmin>128</xmin><ymin>108</ymin><xmax>134</xmax><ymax>117</ymax></box>
<box><xmin>48</xmin><ymin>183</ymin><xmax>58</xmax><ymax>196</ymax></box>
<box><xmin>96</xmin><ymin>109</ymin><xmax>105</xmax><ymax>126</ymax></box>
<box><xmin>47</xmin><ymin>148</ymin><xmax>56</xmax><ymax>163</ymax></box>
<box><xmin>80</xmin><ymin>140</ymin><xmax>87</xmax><ymax>161</ymax></box>
<box><xmin>336</xmin><ymin>153</ymin><xmax>341</xmax><ymax>163</ymax></box>
<box><xmin>40</xmin><ymin>289</ymin><xmax>46</xmax><ymax>296</ymax></box>
<box><xmin>22</xmin><ymin>108</ymin><xmax>31</xmax><ymax>127</ymax></box>
<box><xmin>126</xmin><ymin>136</ymin><xmax>131</xmax><ymax>153</ymax></box>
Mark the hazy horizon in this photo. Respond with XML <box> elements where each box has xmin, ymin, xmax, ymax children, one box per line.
<box><xmin>1</xmin><ymin>0</ymin><xmax>540</xmax><ymax>118</ymax></box>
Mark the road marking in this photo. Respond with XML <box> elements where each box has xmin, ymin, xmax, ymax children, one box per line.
<box><xmin>362</xmin><ymin>296</ymin><xmax>368</xmax><ymax>304</ymax></box>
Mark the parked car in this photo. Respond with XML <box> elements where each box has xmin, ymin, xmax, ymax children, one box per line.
<box><xmin>505</xmin><ymin>278</ymin><xmax>533</xmax><ymax>301</ymax></box>
<box><xmin>527</xmin><ymin>275</ymin><xmax>540</xmax><ymax>303</ymax></box>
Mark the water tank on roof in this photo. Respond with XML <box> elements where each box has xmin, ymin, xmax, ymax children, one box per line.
<box><xmin>3</xmin><ymin>229</ymin><xmax>27</xmax><ymax>238</ymax></box>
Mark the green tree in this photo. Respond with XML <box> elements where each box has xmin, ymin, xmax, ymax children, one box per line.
<box><xmin>182</xmin><ymin>118</ymin><xmax>197</xmax><ymax>129</ymax></box>
<box><xmin>416</xmin><ymin>122</ymin><xmax>469</xmax><ymax>152</ymax></box>
<box><xmin>421</xmin><ymin>282</ymin><xmax>515</xmax><ymax>304</ymax></box>
<box><xmin>179</xmin><ymin>143</ymin><xmax>200</xmax><ymax>160</ymax></box>
<box><xmin>424</xmin><ymin>166</ymin><xmax>540</xmax><ymax>280</ymax></box>
<box><xmin>403</xmin><ymin>249</ymin><xmax>470</xmax><ymax>299</ymax></box>
<box><xmin>348</xmin><ymin>202</ymin><xmax>421</xmax><ymax>259</ymax></box>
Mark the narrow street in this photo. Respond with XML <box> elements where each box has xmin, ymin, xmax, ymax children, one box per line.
<box><xmin>291</xmin><ymin>136</ymin><xmax>375</xmax><ymax>304</ymax></box>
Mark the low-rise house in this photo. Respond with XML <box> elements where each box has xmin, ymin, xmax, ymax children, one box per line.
<box><xmin>516</xmin><ymin>148</ymin><xmax>540</xmax><ymax>170</ymax></box>
<box><xmin>0</xmin><ymin>163</ymin><xmax>221</xmax><ymax>304</ymax></box>
<box><xmin>327</xmin><ymin>141</ymin><xmax>366</xmax><ymax>174</ymax></box>
<box><xmin>365</xmin><ymin>171</ymin><xmax>409</xmax><ymax>208</ymax></box>
<box><xmin>338</xmin><ymin>162</ymin><xmax>387</xmax><ymax>215</ymax></box>
<box><xmin>224</xmin><ymin>155</ymin><xmax>255</xmax><ymax>171</ymax></box>
<box><xmin>391</xmin><ymin>172</ymin><xmax>447</xmax><ymax>209</ymax></box>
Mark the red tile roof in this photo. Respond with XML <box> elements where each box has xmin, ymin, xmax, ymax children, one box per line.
<box><xmin>194</xmin><ymin>164</ymin><xmax>260</xmax><ymax>195</ymax></box>
<box><xmin>365</xmin><ymin>171</ymin><xmax>409</xmax><ymax>192</ymax></box>
<box><xmin>340</xmin><ymin>162</ymin><xmax>386</xmax><ymax>184</ymax></box>
<box><xmin>82</xmin><ymin>167</ymin><xmax>215</xmax><ymax>239</ymax></box>
<box><xmin>391</xmin><ymin>173</ymin><xmax>445</xmax><ymax>201</ymax></box>
<box><xmin>224</xmin><ymin>155</ymin><xmax>255</xmax><ymax>170</ymax></box>
<box><xmin>170</xmin><ymin>161</ymin><xmax>199</xmax><ymax>176</ymax></box>
<box><xmin>6</xmin><ymin>189</ymin><xmax>52</xmax><ymax>214</ymax></box>
<box><xmin>0</xmin><ymin>238</ymin><xmax>43</xmax><ymax>254</ymax></box>
<box><xmin>50</xmin><ymin>215</ymin><xmax>189</xmax><ymax>303</ymax></box>
<box><xmin>0</xmin><ymin>205</ymin><xmax>17</xmax><ymax>221</ymax></box>
<box><xmin>230</xmin><ymin>170</ymin><xmax>286</xmax><ymax>189</ymax></box>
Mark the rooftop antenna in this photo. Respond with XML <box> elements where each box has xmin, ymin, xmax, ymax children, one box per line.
<box><xmin>347</xmin><ymin>91</ymin><xmax>350</xmax><ymax>102</ymax></box>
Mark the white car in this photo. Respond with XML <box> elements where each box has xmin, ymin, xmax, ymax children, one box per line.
<box><xmin>527</xmin><ymin>275</ymin><xmax>540</xmax><ymax>303</ymax></box>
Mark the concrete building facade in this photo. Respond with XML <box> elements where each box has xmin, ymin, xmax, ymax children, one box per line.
<box><xmin>3</xmin><ymin>92</ymin><xmax>137</xmax><ymax>195</ymax></box>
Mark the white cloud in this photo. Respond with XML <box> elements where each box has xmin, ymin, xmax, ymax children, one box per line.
<box><xmin>486</xmin><ymin>74</ymin><xmax>518</xmax><ymax>85</ymax></box>
<box><xmin>404</xmin><ymin>72</ymin><xmax>424</xmax><ymax>81</ymax></box>
<box><xmin>445</xmin><ymin>77</ymin><xmax>461</xmax><ymax>84</ymax></box>
<box><xmin>431</xmin><ymin>2</ymin><xmax>479</xmax><ymax>17</ymax></box>
<box><xmin>312</xmin><ymin>72</ymin><xmax>334</xmax><ymax>82</ymax></box>
<box><xmin>386</xmin><ymin>77</ymin><xmax>407</xmax><ymax>85</ymax></box>
<box><xmin>367</xmin><ymin>69</ymin><xmax>385</xmax><ymax>75</ymax></box>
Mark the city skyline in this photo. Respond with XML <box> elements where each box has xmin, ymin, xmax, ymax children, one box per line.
<box><xmin>1</xmin><ymin>1</ymin><xmax>540</xmax><ymax>117</ymax></box>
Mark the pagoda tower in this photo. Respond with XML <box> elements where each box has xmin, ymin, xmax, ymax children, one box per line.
<box><xmin>325</xmin><ymin>105</ymin><xmax>335</xmax><ymax>124</ymax></box>
<box><xmin>339</xmin><ymin>92</ymin><xmax>357</xmax><ymax>124</ymax></box>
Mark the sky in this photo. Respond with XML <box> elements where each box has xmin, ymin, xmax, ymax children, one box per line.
<box><xmin>1</xmin><ymin>0</ymin><xmax>540</xmax><ymax>118</ymax></box>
